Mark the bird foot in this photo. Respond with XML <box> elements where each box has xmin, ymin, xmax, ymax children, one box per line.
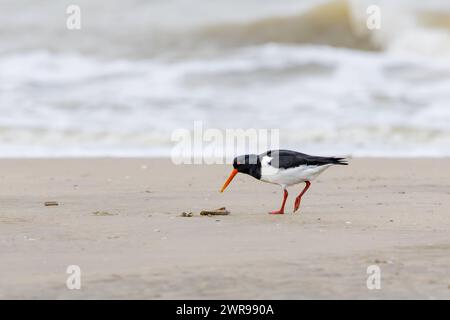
<box><xmin>269</xmin><ymin>210</ymin><xmax>285</xmax><ymax>215</ymax></box>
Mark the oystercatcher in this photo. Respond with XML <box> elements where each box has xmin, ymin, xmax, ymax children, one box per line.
<box><xmin>220</xmin><ymin>149</ymin><xmax>348</xmax><ymax>214</ymax></box>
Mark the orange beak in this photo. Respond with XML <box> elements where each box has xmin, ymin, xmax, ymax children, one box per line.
<box><xmin>220</xmin><ymin>169</ymin><xmax>238</xmax><ymax>192</ymax></box>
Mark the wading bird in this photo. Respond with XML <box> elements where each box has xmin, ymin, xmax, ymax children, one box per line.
<box><xmin>220</xmin><ymin>149</ymin><xmax>348</xmax><ymax>214</ymax></box>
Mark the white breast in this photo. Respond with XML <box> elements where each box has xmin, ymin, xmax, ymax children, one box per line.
<box><xmin>260</xmin><ymin>156</ymin><xmax>332</xmax><ymax>187</ymax></box>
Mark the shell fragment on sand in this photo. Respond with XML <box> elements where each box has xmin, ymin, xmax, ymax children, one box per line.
<box><xmin>181</xmin><ymin>212</ymin><xmax>194</xmax><ymax>217</ymax></box>
<box><xmin>92</xmin><ymin>211</ymin><xmax>116</xmax><ymax>216</ymax></box>
<box><xmin>200</xmin><ymin>207</ymin><xmax>230</xmax><ymax>216</ymax></box>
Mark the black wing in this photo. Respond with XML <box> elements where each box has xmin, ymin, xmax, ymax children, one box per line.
<box><xmin>261</xmin><ymin>149</ymin><xmax>348</xmax><ymax>169</ymax></box>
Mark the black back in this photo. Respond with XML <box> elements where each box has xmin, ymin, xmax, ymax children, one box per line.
<box><xmin>261</xmin><ymin>149</ymin><xmax>348</xmax><ymax>169</ymax></box>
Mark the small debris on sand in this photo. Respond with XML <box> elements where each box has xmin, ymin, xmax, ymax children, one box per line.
<box><xmin>200</xmin><ymin>207</ymin><xmax>230</xmax><ymax>216</ymax></box>
<box><xmin>374</xmin><ymin>259</ymin><xmax>394</xmax><ymax>264</ymax></box>
<box><xmin>44</xmin><ymin>201</ymin><xmax>59</xmax><ymax>206</ymax></box>
<box><xmin>92</xmin><ymin>211</ymin><xmax>116</xmax><ymax>216</ymax></box>
<box><xmin>181</xmin><ymin>212</ymin><xmax>193</xmax><ymax>217</ymax></box>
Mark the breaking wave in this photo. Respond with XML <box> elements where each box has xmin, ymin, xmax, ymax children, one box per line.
<box><xmin>0</xmin><ymin>0</ymin><xmax>450</xmax><ymax>157</ymax></box>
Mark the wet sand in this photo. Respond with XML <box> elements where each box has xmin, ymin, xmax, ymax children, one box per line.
<box><xmin>1</xmin><ymin>158</ymin><xmax>449</xmax><ymax>299</ymax></box>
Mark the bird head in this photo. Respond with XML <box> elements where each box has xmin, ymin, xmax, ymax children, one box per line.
<box><xmin>220</xmin><ymin>154</ymin><xmax>260</xmax><ymax>192</ymax></box>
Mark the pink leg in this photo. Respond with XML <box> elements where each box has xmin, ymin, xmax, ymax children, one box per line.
<box><xmin>270</xmin><ymin>189</ymin><xmax>288</xmax><ymax>215</ymax></box>
<box><xmin>293</xmin><ymin>181</ymin><xmax>311</xmax><ymax>213</ymax></box>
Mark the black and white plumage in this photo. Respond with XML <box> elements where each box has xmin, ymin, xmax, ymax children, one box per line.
<box><xmin>220</xmin><ymin>149</ymin><xmax>348</xmax><ymax>214</ymax></box>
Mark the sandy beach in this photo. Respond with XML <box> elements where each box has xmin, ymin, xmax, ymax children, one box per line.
<box><xmin>0</xmin><ymin>158</ymin><xmax>449</xmax><ymax>299</ymax></box>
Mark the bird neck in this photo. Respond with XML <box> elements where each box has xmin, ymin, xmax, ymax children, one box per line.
<box><xmin>246</xmin><ymin>164</ymin><xmax>261</xmax><ymax>180</ymax></box>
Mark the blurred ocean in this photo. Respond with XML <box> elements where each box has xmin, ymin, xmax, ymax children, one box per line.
<box><xmin>1</xmin><ymin>0</ymin><xmax>450</xmax><ymax>157</ymax></box>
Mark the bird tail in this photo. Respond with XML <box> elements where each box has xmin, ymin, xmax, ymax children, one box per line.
<box><xmin>329</xmin><ymin>156</ymin><xmax>350</xmax><ymax>165</ymax></box>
